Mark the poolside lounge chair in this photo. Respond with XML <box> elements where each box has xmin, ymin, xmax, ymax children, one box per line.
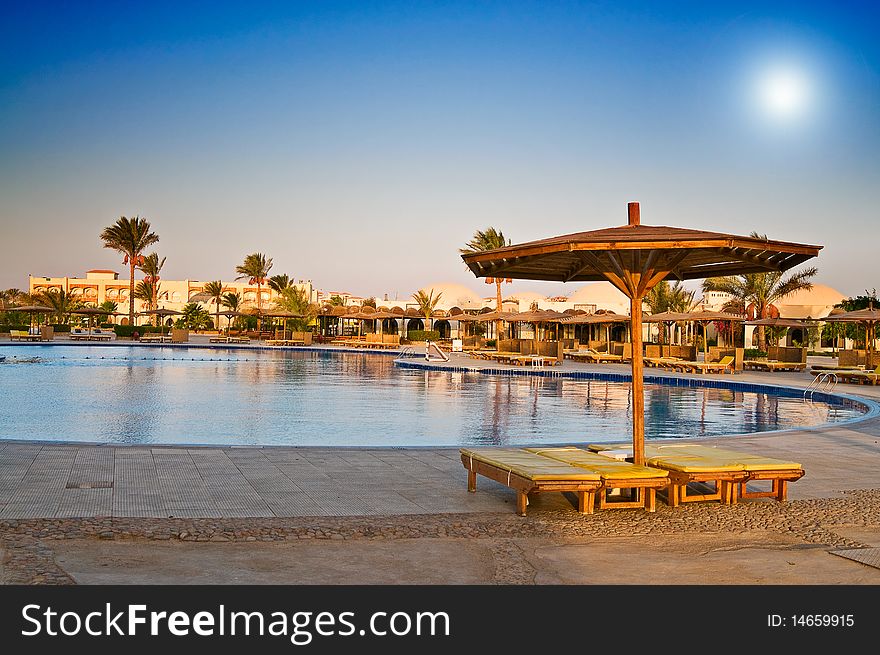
<box><xmin>744</xmin><ymin>360</ymin><xmax>806</xmax><ymax>372</ymax></box>
<box><xmin>565</xmin><ymin>348</ymin><xmax>623</xmax><ymax>363</ymax></box>
<box><xmin>588</xmin><ymin>443</ymin><xmax>804</xmax><ymax>506</ymax></box>
<box><xmin>90</xmin><ymin>328</ymin><xmax>113</xmax><ymax>341</ymax></box>
<box><xmin>10</xmin><ymin>330</ymin><xmax>40</xmax><ymax>341</ymax></box>
<box><xmin>69</xmin><ymin>328</ymin><xmax>90</xmax><ymax>340</ymax></box>
<box><xmin>524</xmin><ymin>447</ymin><xmax>669</xmax><ymax>512</ymax></box>
<box><xmin>834</xmin><ymin>364</ymin><xmax>880</xmax><ymax>385</ymax></box>
<box><xmin>677</xmin><ymin>355</ymin><xmax>736</xmax><ymax>374</ymax></box>
<box><xmin>460</xmin><ymin>448</ymin><xmax>603</xmax><ymax>516</ymax></box>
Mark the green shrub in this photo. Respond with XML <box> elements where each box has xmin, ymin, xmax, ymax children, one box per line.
<box><xmin>406</xmin><ymin>330</ymin><xmax>440</xmax><ymax>342</ymax></box>
<box><xmin>0</xmin><ymin>324</ymin><xmax>31</xmax><ymax>333</ymax></box>
<box><xmin>49</xmin><ymin>323</ymin><xmax>70</xmax><ymax>333</ymax></box>
<box><xmin>485</xmin><ymin>339</ymin><xmax>497</xmax><ymax>348</ymax></box>
<box><xmin>113</xmin><ymin>325</ymin><xmax>167</xmax><ymax>337</ymax></box>
<box><xmin>744</xmin><ymin>348</ymin><xmax>767</xmax><ymax>360</ymax></box>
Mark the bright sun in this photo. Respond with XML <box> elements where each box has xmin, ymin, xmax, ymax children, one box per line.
<box><xmin>757</xmin><ymin>67</ymin><xmax>810</xmax><ymax>118</ymax></box>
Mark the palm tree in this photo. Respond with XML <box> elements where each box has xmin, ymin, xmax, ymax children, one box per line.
<box><xmin>40</xmin><ymin>289</ymin><xmax>82</xmax><ymax>324</ymax></box>
<box><xmin>645</xmin><ymin>280</ymin><xmax>696</xmax><ymax>344</ymax></box>
<box><xmin>329</xmin><ymin>295</ymin><xmax>346</xmax><ymax>306</ymax></box>
<box><xmin>235</xmin><ymin>252</ymin><xmax>273</xmax><ymax>330</ymax></box>
<box><xmin>203</xmin><ymin>280</ymin><xmax>226</xmax><ymax>332</ymax></box>
<box><xmin>460</xmin><ymin>227</ymin><xmax>511</xmax><ymax>339</ymax></box>
<box><xmin>275</xmin><ymin>286</ymin><xmax>318</xmax><ymax>332</ymax></box>
<box><xmin>133</xmin><ymin>280</ymin><xmax>156</xmax><ymax>309</ymax></box>
<box><xmin>176</xmin><ymin>302</ymin><xmax>212</xmax><ymax>330</ymax></box>
<box><xmin>99</xmin><ymin>300</ymin><xmax>118</xmax><ymax>323</ymax></box>
<box><xmin>1</xmin><ymin>288</ymin><xmax>26</xmax><ymax>310</ymax></box>
<box><xmin>412</xmin><ymin>289</ymin><xmax>443</xmax><ymax>332</ymax></box>
<box><xmin>702</xmin><ymin>233</ymin><xmax>817</xmax><ymax>351</ymax></box>
<box><xmin>268</xmin><ymin>274</ymin><xmax>293</xmax><ymax>293</ymax></box>
<box><xmin>137</xmin><ymin>252</ymin><xmax>166</xmax><ymax>325</ymax></box>
<box><xmin>100</xmin><ymin>216</ymin><xmax>159</xmax><ymax>326</ymax></box>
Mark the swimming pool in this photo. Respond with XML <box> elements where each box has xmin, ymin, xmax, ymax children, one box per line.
<box><xmin>0</xmin><ymin>345</ymin><xmax>868</xmax><ymax>446</ymax></box>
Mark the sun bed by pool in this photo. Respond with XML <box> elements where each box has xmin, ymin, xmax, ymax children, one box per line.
<box><xmin>676</xmin><ymin>355</ymin><xmax>736</xmax><ymax>374</ymax></box>
<box><xmin>460</xmin><ymin>448</ymin><xmax>602</xmax><ymax>515</ymax></box>
<box><xmin>524</xmin><ymin>447</ymin><xmax>668</xmax><ymax>512</ymax></box>
<box><xmin>744</xmin><ymin>360</ymin><xmax>806</xmax><ymax>372</ymax></box>
<box><xmin>587</xmin><ymin>442</ymin><xmax>804</xmax><ymax>506</ymax></box>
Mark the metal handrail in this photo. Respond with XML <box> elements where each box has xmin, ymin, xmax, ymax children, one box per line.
<box><xmin>804</xmin><ymin>372</ymin><xmax>837</xmax><ymax>401</ymax></box>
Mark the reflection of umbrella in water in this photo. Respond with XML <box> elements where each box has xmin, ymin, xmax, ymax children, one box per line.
<box><xmin>461</xmin><ymin>201</ymin><xmax>821</xmax><ymax>465</ymax></box>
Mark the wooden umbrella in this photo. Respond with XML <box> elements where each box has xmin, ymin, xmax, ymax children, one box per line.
<box><xmin>560</xmin><ymin>311</ymin><xmax>631</xmax><ymax>354</ymax></box>
<box><xmin>461</xmin><ymin>201</ymin><xmax>822</xmax><ymax>465</ymax></box>
<box><xmin>643</xmin><ymin>311</ymin><xmax>693</xmax><ymax>357</ymax></box>
<box><xmin>676</xmin><ymin>310</ymin><xmax>745</xmax><ymax>363</ymax></box>
<box><xmin>822</xmin><ymin>304</ymin><xmax>880</xmax><ymax>367</ymax></box>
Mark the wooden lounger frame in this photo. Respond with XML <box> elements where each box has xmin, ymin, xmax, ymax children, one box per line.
<box><xmin>461</xmin><ymin>453</ymin><xmax>602</xmax><ymax>516</ymax></box>
<box><xmin>737</xmin><ymin>468</ymin><xmax>805</xmax><ymax>502</ymax></box>
<box><xmin>663</xmin><ymin>470</ymin><xmax>746</xmax><ymax>507</ymax></box>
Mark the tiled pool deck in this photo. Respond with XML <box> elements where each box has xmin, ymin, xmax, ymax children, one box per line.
<box><xmin>1</xmin><ymin>346</ymin><xmax>879</xmax><ymax>520</ymax></box>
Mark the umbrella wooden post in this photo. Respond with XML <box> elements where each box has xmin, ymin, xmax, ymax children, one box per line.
<box><xmin>630</xmin><ymin>296</ymin><xmax>645</xmax><ymax>466</ymax></box>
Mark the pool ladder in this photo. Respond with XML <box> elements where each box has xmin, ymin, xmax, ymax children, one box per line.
<box><xmin>804</xmin><ymin>372</ymin><xmax>837</xmax><ymax>402</ymax></box>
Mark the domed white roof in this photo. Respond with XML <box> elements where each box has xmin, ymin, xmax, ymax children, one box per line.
<box><xmin>416</xmin><ymin>282</ymin><xmax>483</xmax><ymax>307</ymax></box>
<box><xmin>506</xmin><ymin>291</ymin><xmax>547</xmax><ymax>303</ymax></box>
<box><xmin>567</xmin><ymin>283</ymin><xmax>630</xmax><ymax>308</ymax></box>
<box><xmin>777</xmin><ymin>284</ymin><xmax>845</xmax><ymax>308</ymax></box>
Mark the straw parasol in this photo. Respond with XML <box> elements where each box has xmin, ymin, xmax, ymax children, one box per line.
<box><xmin>5</xmin><ymin>304</ymin><xmax>54</xmax><ymax>330</ymax></box>
<box><xmin>461</xmin><ymin>201</ymin><xmax>822</xmax><ymax>465</ymax></box>
<box><xmin>822</xmin><ymin>303</ymin><xmax>880</xmax><ymax>366</ymax></box>
<box><xmin>676</xmin><ymin>310</ymin><xmax>745</xmax><ymax>363</ymax></box>
<box><xmin>138</xmin><ymin>307</ymin><xmax>182</xmax><ymax>330</ymax></box>
<box><xmin>70</xmin><ymin>306</ymin><xmax>113</xmax><ymax>336</ymax></box>
<box><xmin>560</xmin><ymin>311</ymin><xmax>631</xmax><ymax>353</ymax></box>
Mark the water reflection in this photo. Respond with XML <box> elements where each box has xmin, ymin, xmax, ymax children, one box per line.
<box><xmin>0</xmin><ymin>345</ymin><xmax>865</xmax><ymax>446</ymax></box>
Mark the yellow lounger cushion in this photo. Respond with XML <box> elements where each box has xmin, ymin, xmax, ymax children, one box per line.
<box><xmin>587</xmin><ymin>442</ymin><xmax>800</xmax><ymax>471</ymax></box>
<box><xmin>646</xmin><ymin>454</ymin><xmax>745</xmax><ymax>473</ymax></box>
<box><xmin>460</xmin><ymin>448</ymin><xmax>601</xmax><ymax>481</ymax></box>
<box><xmin>525</xmin><ymin>447</ymin><xmax>668</xmax><ymax>479</ymax></box>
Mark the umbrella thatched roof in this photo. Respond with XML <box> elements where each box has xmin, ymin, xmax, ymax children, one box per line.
<box><xmin>745</xmin><ymin>317</ymin><xmax>818</xmax><ymax>328</ymax></box>
<box><xmin>559</xmin><ymin>312</ymin><xmax>631</xmax><ymax>324</ymax></box>
<box><xmin>462</xmin><ymin>220</ymin><xmax>822</xmax><ymax>284</ymax></box>
<box><xmin>821</xmin><ymin>307</ymin><xmax>880</xmax><ymax>323</ymax></box>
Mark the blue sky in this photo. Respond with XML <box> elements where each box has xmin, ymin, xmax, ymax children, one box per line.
<box><xmin>1</xmin><ymin>1</ymin><xmax>878</xmax><ymax>299</ymax></box>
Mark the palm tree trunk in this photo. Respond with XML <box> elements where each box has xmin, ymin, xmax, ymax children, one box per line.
<box><xmin>129</xmin><ymin>261</ymin><xmax>135</xmax><ymax>327</ymax></box>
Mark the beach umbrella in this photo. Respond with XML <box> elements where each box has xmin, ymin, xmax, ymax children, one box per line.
<box><xmin>561</xmin><ymin>311</ymin><xmax>631</xmax><ymax>353</ymax></box>
<box><xmin>138</xmin><ymin>307</ymin><xmax>182</xmax><ymax>330</ymax></box>
<box><xmin>461</xmin><ymin>201</ymin><xmax>821</xmax><ymax>465</ymax></box>
<box><xmin>70</xmin><ymin>306</ymin><xmax>113</xmax><ymax>336</ymax></box>
<box><xmin>5</xmin><ymin>304</ymin><xmax>53</xmax><ymax>330</ymax></box>
<box><xmin>676</xmin><ymin>310</ymin><xmax>745</xmax><ymax>363</ymax></box>
<box><xmin>219</xmin><ymin>310</ymin><xmax>246</xmax><ymax>336</ymax></box>
<box><xmin>261</xmin><ymin>309</ymin><xmax>306</xmax><ymax>336</ymax></box>
<box><xmin>822</xmin><ymin>304</ymin><xmax>880</xmax><ymax>366</ymax></box>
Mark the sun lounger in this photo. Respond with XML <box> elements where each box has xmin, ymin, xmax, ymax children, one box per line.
<box><xmin>588</xmin><ymin>442</ymin><xmax>803</xmax><ymax>506</ymax></box>
<box><xmin>140</xmin><ymin>334</ymin><xmax>172</xmax><ymax>343</ymax></box>
<box><xmin>834</xmin><ymin>364</ymin><xmax>880</xmax><ymax>385</ymax></box>
<box><xmin>90</xmin><ymin>329</ymin><xmax>113</xmax><ymax>341</ymax></box>
<box><xmin>744</xmin><ymin>360</ymin><xmax>806</xmax><ymax>372</ymax></box>
<box><xmin>676</xmin><ymin>355</ymin><xmax>736</xmax><ymax>374</ymax></box>
<box><xmin>565</xmin><ymin>348</ymin><xmax>623</xmax><ymax>363</ymax></box>
<box><xmin>644</xmin><ymin>356</ymin><xmax>683</xmax><ymax>369</ymax></box>
<box><xmin>460</xmin><ymin>448</ymin><xmax>603</xmax><ymax>516</ymax></box>
<box><xmin>525</xmin><ymin>447</ymin><xmax>668</xmax><ymax>512</ymax></box>
<box><xmin>10</xmin><ymin>330</ymin><xmax>40</xmax><ymax>341</ymax></box>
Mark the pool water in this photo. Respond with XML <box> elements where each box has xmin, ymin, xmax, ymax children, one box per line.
<box><xmin>0</xmin><ymin>345</ymin><xmax>865</xmax><ymax>446</ymax></box>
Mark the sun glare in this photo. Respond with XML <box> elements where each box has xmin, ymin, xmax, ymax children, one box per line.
<box><xmin>756</xmin><ymin>66</ymin><xmax>810</xmax><ymax>119</ymax></box>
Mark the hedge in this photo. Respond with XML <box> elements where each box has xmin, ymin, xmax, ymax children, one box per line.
<box><xmin>405</xmin><ymin>330</ymin><xmax>440</xmax><ymax>342</ymax></box>
<box><xmin>113</xmin><ymin>325</ymin><xmax>168</xmax><ymax>337</ymax></box>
